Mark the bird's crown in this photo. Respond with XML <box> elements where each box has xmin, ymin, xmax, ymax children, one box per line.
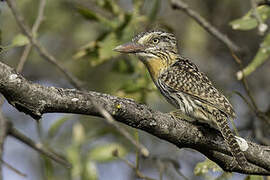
<box><xmin>132</xmin><ymin>30</ymin><xmax>177</xmax><ymax>53</ymax></box>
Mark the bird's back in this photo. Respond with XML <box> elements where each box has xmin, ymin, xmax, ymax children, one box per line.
<box><xmin>157</xmin><ymin>57</ymin><xmax>236</xmax><ymax>119</ymax></box>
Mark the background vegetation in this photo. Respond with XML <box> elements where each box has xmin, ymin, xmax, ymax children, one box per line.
<box><xmin>1</xmin><ymin>0</ymin><xmax>270</xmax><ymax>179</ymax></box>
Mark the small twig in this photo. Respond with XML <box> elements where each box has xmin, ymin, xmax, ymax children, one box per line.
<box><xmin>16</xmin><ymin>44</ymin><xmax>31</xmax><ymax>72</ymax></box>
<box><xmin>255</xmin><ymin>125</ymin><xmax>270</xmax><ymax>145</ymax></box>
<box><xmin>231</xmin><ymin>52</ymin><xmax>258</xmax><ymax>111</ymax></box>
<box><xmin>32</xmin><ymin>0</ymin><xmax>46</xmax><ymax>35</ymax></box>
<box><xmin>1</xmin><ymin>61</ymin><xmax>270</xmax><ymax>174</ymax></box>
<box><xmin>6</xmin><ymin>0</ymin><xmax>83</xmax><ymax>90</ymax></box>
<box><xmin>231</xmin><ymin>90</ymin><xmax>256</xmax><ymax>113</ymax></box>
<box><xmin>231</xmin><ymin>51</ymin><xmax>270</xmax><ymax>126</ymax></box>
<box><xmin>170</xmin><ymin>0</ymin><xmax>241</xmax><ymax>53</ymax></box>
<box><xmin>8</xmin><ymin>126</ymin><xmax>71</xmax><ymax>168</ymax></box>
<box><xmin>17</xmin><ymin>0</ymin><xmax>46</xmax><ymax>73</ymax></box>
<box><xmin>0</xmin><ymin>159</ymin><xmax>27</xmax><ymax>178</ymax></box>
<box><xmin>113</xmin><ymin>150</ymin><xmax>155</xmax><ymax>180</ymax></box>
<box><xmin>7</xmin><ymin>0</ymin><xmax>148</xmax><ymax>154</ymax></box>
<box><xmin>250</xmin><ymin>0</ymin><xmax>268</xmax><ymax>35</ymax></box>
<box><xmin>149</xmin><ymin>155</ymin><xmax>189</xmax><ymax>180</ymax></box>
<box><xmin>91</xmin><ymin>100</ymin><xmax>149</xmax><ymax>157</ymax></box>
<box><xmin>6</xmin><ymin>0</ymin><xmax>150</xmax><ymax>158</ymax></box>
<box><xmin>170</xmin><ymin>164</ymin><xmax>189</xmax><ymax>180</ymax></box>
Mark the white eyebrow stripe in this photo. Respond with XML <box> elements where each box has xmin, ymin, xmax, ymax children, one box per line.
<box><xmin>138</xmin><ymin>33</ymin><xmax>153</xmax><ymax>44</ymax></box>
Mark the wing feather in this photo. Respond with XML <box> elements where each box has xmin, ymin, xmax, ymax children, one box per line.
<box><xmin>158</xmin><ymin>58</ymin><xmax>236</xmax><ymax>118</ymax></box>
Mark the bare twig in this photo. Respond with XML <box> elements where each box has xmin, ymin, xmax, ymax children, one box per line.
<box><xmin>0</xmin><ymin>159</ymin><xmax>27</xmax><ymax>177</ymax></box>
<box><xmin>149</xmin><ymin>155</ymin><xmax>189</xmax><ymax>180</ymax></box>
<box><xmin>113</xmin><ymin>150</ymin><xmax>155</xmax><ymax>180</ymax></box>
<box><xmin>91</xmin><ymin>101</ymin><xmax>149</xmax><ymax>157</ymax></box>
<box><xmin>250</xmin><ymin>0</ymin><xmax>268</xmax><ymax>35</ymax></box>
<box><xmin>231</xmin><ymin>90</ymin><xmax>256</xmax><ymax>113</ymax></box>
<box><xmin>6</xmin><ymin>0</ymin><xmax>149</xmax><ymax>156</ymax></box>
<box><xmin>17</xmin><ymin>0</ymin><xmax>46</xmax><ymax>73</ymax></box>
<box><xmin>16</xmin><ymin>44</ymin><xmax>31</xmax><ymax>72</ymax></box>
<box><xmin>0</xmin><ymin>61</ymin><xmax>270</xmax><ymax>174</ymax></box>
<box><xmin>255</xmin><ymin>126</ymin><xmax>270</xmax><ymax>145</ymax></box>
<box><xmin>170</xmin><ymin>0</ymin><xmax>241</xmax><ymax>53</ymax></box>
<box><xmin>8</xmin><ymin>126</ymin><xmax>71</xmax><ymax>168</ymax></box>
<box><xmin>6</xmin><ymin>0</ymin><xmax>83</xmax><ymax>90</ymax></box>
<box><xmin>231</xmin><ymin>51</ymin><xmax>270</xmax><ymax>127</ymax></box>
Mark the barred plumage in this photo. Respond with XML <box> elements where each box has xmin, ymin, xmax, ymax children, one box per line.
<box><xmin>114</xmin><ymin>30</ymin><xmax>248</xmax><ymax>169</ymax></box>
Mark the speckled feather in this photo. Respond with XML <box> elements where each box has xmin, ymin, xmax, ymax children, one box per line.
<box><xmin>114</xmin><ymin>30</ymin><xmax>248</xmax><ymax>168</ymax></box>
<box><xmin>158</xmin><ymin>57</ymin><xmax>236</xmax><ymax>119</ymax></box>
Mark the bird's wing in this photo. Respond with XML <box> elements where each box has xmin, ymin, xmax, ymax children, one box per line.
<box><xmin>158</xmin><ymin>58</ymin><xmax>236</xmax><ymax>118</ymax></box>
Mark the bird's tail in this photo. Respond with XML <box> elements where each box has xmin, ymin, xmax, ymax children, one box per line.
<box><xmin>213</xmin><ymin>109</ymin><xmax>249</xmax><ymax>169</ymax></box>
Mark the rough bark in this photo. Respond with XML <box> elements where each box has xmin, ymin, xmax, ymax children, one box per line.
<box><xmin>0</xmin><ymin>61</ymin><xmax>269</xmax><ymax>175</ymax></box>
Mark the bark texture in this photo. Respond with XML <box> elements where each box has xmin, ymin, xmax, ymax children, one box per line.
<box><xmin>0</xmin><ymin>61</ymin><xmax>269</xmax><ymax>174</ymax></box>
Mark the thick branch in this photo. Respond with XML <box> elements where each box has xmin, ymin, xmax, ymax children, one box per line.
<box><xmin>0</xmin><ymin>61</ymin><xmax>270</xmax><ymax>175</ymax></box>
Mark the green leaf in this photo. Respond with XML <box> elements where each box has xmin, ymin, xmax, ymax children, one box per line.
<box><xmin>97</xmin><ymin>32</ymin><xmax>119</xmax><ymax>62</ymax></box>
<box><xmin>148</xmin><ymin>0</ymin><xmax>160</xmax><ymax>21</ymax></box>
<box><xmin>96</xmin><ymin>0</ymin><xmax>120</xmax><ymax>15</ymax></box>
<box><xmin>112</xmin><ymin>59</ymin><xmax>135</xmax><ymax>74</ymax></box>
<box><xmin>194</xmin><ymin>159</ymin><xmax>222</xmax><ymax>176</ymax></box>
<box><xmin>72</xmin><ymin>123</ymin><xmax>86</xmax><ymax>145</ymax></box>
<box><xmin>48</xmin><ymin>115</ymin><xmax>71</xmax><ymax>138</ymax></box>
<box><xmin>84</xmin><ymin>161</ymin><xmax>98</xmax><ymax>180</ymax></box>
<box><xmin>76</xmin><ymin>5</ymin><xmax>116</xmax><ymax>28</ymax></box>
<box><xmin>230</xmin><ymin>5</ymin><xmax>270</xmax><ymax>30</ymax></box>
<box><xmin>76</xmin><ymin>6</ymin><xmax>99</xmax><ymax>21</ymax></box>
<box><xmin>67</xmin><ymin>146</ymin><xmax>83</xmax><ymax>179</ymax></box>
<box><xmin>88</xmin><ymin>143</ymin><xmax>127</xmax><ymax>163</ymax></box>
<box><xmin>120</xmin><ymin>80</ymin><xmax>145</xmax><ymax>93</ymax></box>
<box><xmin>73</xmin><ymin>41</ymin><xmax>98</xmax><ymax>60</ymax></box>
<box><xmin>239</xmin><ymin>33</ymin><xmax>270</xmax><ymax>78</ymax></box>
<box><xmin>245</xmin><ymin>175</ymin><xmax>264</xmax><ymax>180</ymax></box>
<box><xmin>11</xmin><ymin>33</ymin><xmax>29</xmax><ymax>47</ymax></box>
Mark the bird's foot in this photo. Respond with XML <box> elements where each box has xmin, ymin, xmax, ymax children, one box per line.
<box><xmin>167</xmin><ymin>110</ymin><xmax>192</xmax><ymax>121</ymax></box>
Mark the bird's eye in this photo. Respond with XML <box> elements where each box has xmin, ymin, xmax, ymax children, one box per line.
<box><xmin>152</xmin><ymin>38</ymin><xmax>159</xmax><ymax>44</ymax></box>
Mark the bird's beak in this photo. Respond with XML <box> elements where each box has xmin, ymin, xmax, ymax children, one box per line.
<box><xmin>113</xmin><ymin>42</ymin><xmax>144</xmax><ymax>53</ymax></box>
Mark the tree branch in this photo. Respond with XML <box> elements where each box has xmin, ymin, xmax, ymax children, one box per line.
<box><xmin>5</xmin><ymin>0</ymin><xmax>150</xmax><ymax>156</ymax></box>
<box><xmin>0</xmin><ymin>61</ymin><xmax>270</xmax><ymax>175</ymax></box>
<box><xmin>170</xmin><ymin>0</ymin><xmax>242</xmax><ymax>53</ymax></box>
<box><xmin>6</xmin><ymin>0</ymin><xmax>83</xmax><ymax>90</ymax></box>
<box><xmin>7</xmin><ymin>123</ymin><xmax>71</xmax><ymax>168</ymax></box>
<box><xmin>16</xmin><ymin>0</ymin><xmax>47</xmax><ymax>73</ymax></box>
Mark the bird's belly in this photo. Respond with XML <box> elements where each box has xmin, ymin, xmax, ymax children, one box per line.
<box><xmin>165</xmin><ymin>92</ymin><xmax>219</xmax><ymax>129</ymax></box>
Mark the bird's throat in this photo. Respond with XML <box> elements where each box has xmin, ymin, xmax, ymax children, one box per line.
<box><xmin>142</xmin><ymin>57</ymin><xmax>167</xmax><ymax>82</ymax></box>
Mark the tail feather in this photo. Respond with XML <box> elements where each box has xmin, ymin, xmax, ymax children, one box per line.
<box><xmin>213</xmin><ymin>109</ymin><xmax>248</xmax><ymax>169</ymax></box>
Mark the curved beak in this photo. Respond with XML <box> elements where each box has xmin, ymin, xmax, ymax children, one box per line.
<box><xmin>113</xmin><ymin>42</ymin><xmax>144</xmax><ymax>54</ymax></box>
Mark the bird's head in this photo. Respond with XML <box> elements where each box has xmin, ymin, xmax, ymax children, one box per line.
<box><xmin>114</xmin><ymin>30</ymin><xmax>179</xmax><ymax>79</ymax></box>
<box><xmin>114</xmin><ymin>30</ymin><xmax>179</xmax><ymax>64</ymax></box>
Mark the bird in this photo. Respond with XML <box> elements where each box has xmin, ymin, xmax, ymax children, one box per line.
<box><xmin>113</xmin><ymin>30</ymin><xmax>248</xmax><ymax>169</ymax></box>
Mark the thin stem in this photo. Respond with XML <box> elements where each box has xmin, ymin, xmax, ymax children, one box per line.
<box><xmin>170</xmin><ymin>0</ymin><xmax>241</xmax><ymax>52</ymax></box>
<box><xmin>8</xmin><ymin>126</ymin><xmax>71</xmax><ymax>168</ymax></box>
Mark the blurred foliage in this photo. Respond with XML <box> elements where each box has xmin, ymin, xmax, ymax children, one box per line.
<box><xmin>1</xmin><ymin>0</ymin><xmax>270</xmax><ymax>179</ymax></box>
<box><xmin>72</xmin><ymin>0</ymin><xmax>162</xmax><ymax>103</ymax></box>
<box><xmin>88</xmin><ymin>143</ymin><xmax>127</xmax><ymax>162</ymax></box>
<box><xmin>11</xmin><ymin>33</ymin><xmax>30</xmax><ymax>47</ymax></box>
<box><xmin>66</xmin><ymin>123</ymin><xmax>127</xmax><ymax>180</ymax></box>
<box><xmin>245</xmin><ymin>175</ymin><xmax>264</xmax><ymax>180</ymax></box>
<box><xmin>230</xmin><ymin>5</ymin><xmax>270</xmax><ymax>31</ymax></box>
<box><xmin>194</xmin><ymin>159</ymin><xmax>233</xmax><ymax>180</ymax></box>
<box><xmin>230</xmin><ymin>5</ymin><xmax>270</xmax><ymax>79</ymax></box>
<box><xmin>240</xmin><ymin>33</ymin><xmax>270</xmax><ymax>78</ymax></box>
<box><xmin>194</xmin><ymin>159</ymin><xmax>222</xmax><ymax>175</ymax></box>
